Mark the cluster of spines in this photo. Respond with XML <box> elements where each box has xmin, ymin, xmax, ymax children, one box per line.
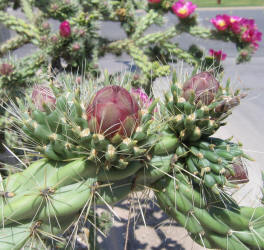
<box><xmin>184</xmin><ymin>138</ymin><xmax>250</xmax><ymax>194</ymax></box>
<box><xmin>17</xmin><ymin>85</ymin><xmax>157</xmax><ymax>171</ymax></box>
<box><xmin>154</xmin><ymin>174</ymin><xmax>264</xmax><ymax>250</ymax></box>
<box><xmin>0</xmin><ymin>154</ymin><xmax>141</xmax><ymax>248</ymax></box>
<box><xmin>164</xmin><ymin>82</ymin><xmax>240</xmax><ymax>142</ymax></box>
<box><xmin>150</xmin><ymin>126</ymin><xmax>251</xmax><ymax>194</ymax></box>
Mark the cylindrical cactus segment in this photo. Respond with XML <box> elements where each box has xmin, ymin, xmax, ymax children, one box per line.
<box><xmin>154</xmin><ymin>175</ymin><xmax>264</xmax><ymax>249</ymax></box>
<box><xmin>164</xmin><ymin>71</ymin><xmax>246</xmax><ymax>141</ymax></box>
<box><xmin>10</xmin><ymin>81</ymin><xmax>159</xmax><ymax>174</ymax></box>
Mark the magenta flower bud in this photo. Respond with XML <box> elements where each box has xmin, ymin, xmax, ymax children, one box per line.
<box><xmin>59</xmin><ymin>21</ymin><xmax>71</xmax><ymax>38</ymax></box>
<box><xmin>50</xmin><ymin>35</ymin><xmax>59</xmax><ymax>43</ymax></box>
<box><xmin>0</xmin><ymin>63</ymin><xmax>13</xmax><ymax>76</ymax></box>
<box><xmin>210</xmin><ymin>14</ymin><xmax>230</xmax><ymax>31</ymax></box>
<box><xmin>148</xmin><ymin>0</ymin><xmax>161</xmax><ymax>4</ymax></box>
<box><xmin>42</xmin><ymin>22</ymin><xmax>50</xmax><ymax>30</ymax></box>
<box><xmin>240</xmin><ymin>50</ymin><xmax>248</xmax><ymax>57</ymax></box>
<box><xmin>171</xmin><ymin>0</ymin><xmax>197</xmax><ymax>19</ymax></box>
<box><xmin>72</xmin><ymin>43</ymin><xmax>81</xmax><ymax>51</ymax></box>
<box><xmin>226</xmin><ymin>158</ymin><xmax>249</xmax><ymax>184</ymax></box>
<box><xmin>32</xmin><ymin>85</ymin><xmax>56</xmax><ymax>112</ymax></box>
<box><xmin>131</xmin><ymin>88</ymin><xmax>154</xmax><ymax>109</ymax></box>
<box><xmin>86</xmin><ymin>85</ymin><xmax>140</xmax><ymax>138</ymax></box>
<box><xmin>182</xmin><ymin>72</ymin><xmax>220</xmax><ymax>105</ymax></box>
<box><xmin>79</xmin><ymin>29</ymin><xmax>86</xmax><ymax>36</ymax></box>
<box><xmin>209</xmin><ymin>49</ymin><xmax>227</xmax><ymax>61</ymax></box>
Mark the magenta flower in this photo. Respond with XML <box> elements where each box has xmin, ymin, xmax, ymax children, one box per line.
<box><xmin>210</xmin><ymin>15</ymin><xmax>230</xmax><ymax>31</ymax></box>
<box><xmin>229</xmin><ymin>16</ymin><xmax>242</xmax><ymax>24</ymax></box>
<box><xmin>229</xmin><ymin>16</ymin><xmax>242</xmax><ymax>34</ymax></box>
<box><xmin>148</xmin><ymin>0</ymin><xmax>161</xmax><ymax>3</ymax></box>
<box><xmin>209</xmin><ymin>49</ymin><xmax>227</xmax><ymax>61</ymax></box>
<box><xmin>59</xmin><ymin>20</ymin><xmax>71</xmax><ymax>38</ymax></box>
<box><xmin>32</xmin><ymin>85</ymin><xmax>56</xmax><ymax>112</ymax></box>
<box><xmin>86</xmin><ymin>85</ymin><xmax>140</xmax><ymax>138</ymax></box>
<box><xmin>238</xmin><ymin>18</ymin><xmax>262</xmax><ymax>48</ymax></box>
<box><xmin>171</xmin><ymin>0</ymin><xmax>197</xmax><ymax>19</ymax></box>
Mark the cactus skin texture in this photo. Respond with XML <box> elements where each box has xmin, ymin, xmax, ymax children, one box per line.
<box><xmin>154</xmin><ymin>174</ymin><xmax>264</xmax><ymax>250</ymax></box>
<box><xmin>1</xmin><ymin>72</ymin><xmax>261</xmax><ymax>249</ymax></box>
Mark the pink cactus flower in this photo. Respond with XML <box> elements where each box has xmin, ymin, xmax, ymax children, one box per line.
<box><xmin>86</xmin><ymin>85</ymin><xmax>140</xmax><ymax>138</ymax></box>
<box><xmin>229</xmin><ymin>16</ymin><xmax>242</xmax><ymax>24</ymax></box>
<box><xmin>171</xmin><ymin>0</ymin><xmax>197</xmax><ymax>19</ymax></box>
<box><xmin>242</xmin><ymin>29</ymin><xmax>262</xmax><ymax>44</ymax></box>
<box><xmin>32</xmin><ymin>85</ymin><xmax>56</xmax><ymax>112</ymax></box>
<box><xmin>210</xmin><ymin>14</ymin><xmax>230</xmax><ymax>31</ymax></box>
<box><xmin>59</xmin><ymin>20</ymin><xmax>71</xmax><ymax>38</ymax></box>
<box><xmin>148</xmin><ymin>0</ymin><xmax>161</xmax><ymax>3</ymax></box>
<box><xmin>209</xmin><ymin>49</ymin><xmax>227</xmax><ymax>61</ymax></box>
<box><xmin>237</xmin><ymin>18</ymin><xmax>262</xmax><ymax>49</ymax></box>
<box><xmin>182</xmin><ymin>72</ymin><xmax>220</xmax><ymax>105</ymax></box>
<box><xmin>229</xmin><ymin>16</ymin><xmax>242</xmax><ymax>34</ymax></box>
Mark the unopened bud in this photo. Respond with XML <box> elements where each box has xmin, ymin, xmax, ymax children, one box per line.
<box><xmin>42</xmin><ymin>22</ymin><xmax>50</xmax><ymax>30</ymax></box>
<box><xmin>72</xmin><ymin>43</ymin><xmax>80</xmax><ymax>51</ymax></box>
<box><xmin>32</xmin><ymin>85</ymin><xmax>56</xmax><ymax>111</ymax></box>
<box><xmin>0</xmin><ymin>63</ymin><xmax>13</xmax><ymax>76</ymax></box>
<box><xmin>50</xmin><ymin>35</ymin><xmax>59</xmax><ymax>43</ymax></box>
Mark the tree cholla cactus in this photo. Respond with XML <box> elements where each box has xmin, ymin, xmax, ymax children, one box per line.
<box><xmin>0</xmin><ymin>0</ymin><xmax>262</xmax><ymax>147</ymax></box>
<box><xmin>0</xmin><ymin>0</ymin><xmax>263</xmax><ymax>249</ymax></box>
<box><xmin>0</xmin><ymin>70</ymin><xmax>263</xmax><ymax>249</ymax></box>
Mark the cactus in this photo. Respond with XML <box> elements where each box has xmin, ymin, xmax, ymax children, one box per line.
<box><xmin>0</xmin><ymin>2</ymin><xmax>263</xmax><ymax>248</ymax></box>
<box><xmin>154</xmin><ymin>174</ymin><xmax>264</xmax><ymax>249</ymax></box>
<box><xmin>1</xmin><ymin>69</ymin><xmax>262</xmax><ymax>249</ymax></box>
<box><xmin>0</xmin><ymin>0</ymin><xmax>262</xmax><ymax>150</ymax></box>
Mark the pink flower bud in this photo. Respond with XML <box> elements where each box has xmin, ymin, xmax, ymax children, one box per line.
<box><xmin>240</xmin><ymin>50</ymin><xmax>248</xmax><ymax>57</ymax></box>
<box><xmin>59</xmin><ymin>21</ymin><xmax>71</xmax><ymax>38</ymax></box>
<box><xmin>209</xmin><ymin>49</ymin><xmax>227</xmax><ymax>61</ymax></box>
<box><xmin>226</xmin><ymin>158</ymin><xmax>249</xmax><ymax>184</ymax></box>
<box><xmin>50</xmin><ymin>35</ymin><xmax>59</xmax><ymax>43</ymax></box>
<box><xmin>32</xmin><ymin>85</ymin><xmax>56</xmax><ymax>112</ymax></box>
<box><xmin>183</xmin><ymin>72</ymin><xmax>220</xmax><ymax>105</ymax></box>
<box><xmin>51</xmin><ymin>4</ymin><xmax>59</xmax><ymax>11</ymax></box>
<box><xmin>148</xmin><ymin>0</ymin><xmax>161</xmax><ymax>4</ymax></box>
<box><xmin>86</xmin><ymin>85</ymin><xmax>140</xmax><ymax>138</ymax></box>
<box><xmin>72</xmin><ymin>43</ymin><xmax>80</xmax><ymax>51</ymax></box>
<box><xmin>0</xmin><ymin>63</ymin><xmax>13</xmax><ymax>76</ymax></box>
<box><xmin>79</xmin><ymin>29</ymin><xmax>86</xmax><ymax>36</ymax></box>
<box><xmin>131</xmin><ymin>88</ymin><xmax>154</xmax><ymax>109</ymax></box>
<box><xmin>42</xmin><ymin>22</ymin><xmax>50</xmax><ymax>30</ymax></box>
<box><xmin>171</xmin><ymin>0</ymin><xmax>197</xmax><ymax>19</ymax></box>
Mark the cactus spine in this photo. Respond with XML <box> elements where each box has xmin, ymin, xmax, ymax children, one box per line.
<box><xmin>0</xmin><ymin>70</ymin><xmax>262</xmax><ymax>249</ymax></box>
